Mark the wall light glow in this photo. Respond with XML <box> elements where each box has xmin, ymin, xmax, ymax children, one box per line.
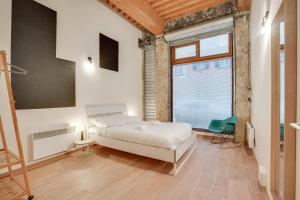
<box><xmin>261</xmin><ymin>10</ymin><xmax>270</xmax><ymax>35</ymax></box>
<box><xmin>83</xmin><ymin>60</ymin><xmax>95</xmax><ymax>74</ymax></box>
<box><xmin>127</xmin><ymin>108</ymin><xmax>137</xmax><ymax>116</ymax></box>
<box><xmin>261</xmin><ymin>22</ymin><xmax>271</xmax><ymax>35</ymax></box>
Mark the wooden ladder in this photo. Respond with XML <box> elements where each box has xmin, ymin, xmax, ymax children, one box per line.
<box><xmin>0</xmin><ymin>51</ymin><xmax>34</xmax><ymax>200</ymax></box>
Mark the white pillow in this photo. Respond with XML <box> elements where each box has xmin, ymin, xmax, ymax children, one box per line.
<box><xmin>90</xmin><ymin>116</ymin><xmax>125</xmax><ymax>127</ymax></box>
<box><xmin>111</xmin><ymin>114</ymin><xmax>140</xmax><ymax>124</ymax></box>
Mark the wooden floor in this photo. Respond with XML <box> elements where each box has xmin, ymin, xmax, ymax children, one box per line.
<box><xmin>19</xmin><ymin>136</ymin><xmax>267</xmax><ymax>200</ymax></box>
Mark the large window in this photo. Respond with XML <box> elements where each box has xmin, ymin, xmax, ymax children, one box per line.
<box><xmin>172</xmin><ymin>33</ymin><xmax>233</xmax><ymax>129</ymax></box>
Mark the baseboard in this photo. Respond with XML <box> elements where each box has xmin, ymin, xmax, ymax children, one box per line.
<box><xmin>250</xmin><ymin>147</ymin><xmax>273</xmax><ymax>200</ymax></box>
<box><xmin>0</xmin><ymin>145</ymin><xmax>93</xmax><ymax>179</ymax></box>
<box><xmin>193</xmin><ymin>131</ymin><xmax>215</xmax><ymax>137</ymax></box>
<box><xmin>267</xmin><ymin>190</ymin><xmax>276</xmax><ymax>200</ymax></box>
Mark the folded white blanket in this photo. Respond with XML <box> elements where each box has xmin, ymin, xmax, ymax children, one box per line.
<box><xmin>135</xmin><ymin>124</ymin><xmax>149</xmax><ymax>131</ymax></box>
<box><xmin>97</xmin><ymin>122</ymin><xmax>192</xmax><ymax>149</ymax></box>
<box><xmin>149</xmin><ymin>120</ymin><xmax>160</xmax><ymax>126</ymax></box>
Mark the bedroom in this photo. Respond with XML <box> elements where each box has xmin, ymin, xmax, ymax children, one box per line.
<box><xmin>0</xmin><ymin>0</ymin><xmax>299</xmax><ymax>199</ymax></box>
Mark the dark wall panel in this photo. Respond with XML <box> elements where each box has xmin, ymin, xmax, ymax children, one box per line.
<box><xmin>11</xmin><ymin>0</ymin><xmax>75</xmax><ymax>109</ymax></box>
<box><xmin>99</xmin><ymin>33</ymin><xmax>119</xmax><ymax>72</ymax></box>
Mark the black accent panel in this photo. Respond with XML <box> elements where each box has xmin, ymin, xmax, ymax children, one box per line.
<box><xmin>11</xmin><ymin>0</ymin><xmax>76</xmax><ymax>109</ymax></box>
<box><xmin>99</xmin><ymin>33</ymin><xmax>119</xmax><ymax>72</ymax></box>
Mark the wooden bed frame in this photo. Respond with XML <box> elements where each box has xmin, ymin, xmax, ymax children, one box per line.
<box><xmin>85</xmin><ymin>104</ymin><xmax>197</xmax><ymax>176</ymax></box>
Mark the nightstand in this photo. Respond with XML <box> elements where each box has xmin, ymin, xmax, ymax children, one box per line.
<box><xmin>73</xmin><ymin>138</ymin><xmax>94</xmax><ymax>152</ymax></box>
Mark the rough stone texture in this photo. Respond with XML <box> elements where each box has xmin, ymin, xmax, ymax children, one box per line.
<box><xmin>234</xmin><ymin>14</ymin><xmax>251</xmax><ymax>142</ymax></box>
<box><xmin>148</xmin><ymin>11</ymin><xmax>251</xmax><ymax>143</ymax></box>
<box><xmin>155</xmin><ymin>36</ymin><xmax>171</xmax><ymax>122</ymax></box>
<box><xmin>165</xmin><ymin>3</ymin><xmax>235</xmax><ymax>33</ymax></box>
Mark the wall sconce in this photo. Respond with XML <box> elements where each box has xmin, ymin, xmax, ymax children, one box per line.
<box><xmin>88</xmin><ymin>57</ymin><xmax>92</xmax><ymax>64</ymax></box>
<box><xmin>262</xmin><ymin>11</ymin><xmax>270</xmax><ymax>26</ymax></box>
<box><xmin>84</xmin><ymin>56</ymin><xmax>94</xmax><ymax>74</ymax></box>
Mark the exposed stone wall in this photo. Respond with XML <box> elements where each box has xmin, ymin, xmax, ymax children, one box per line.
<box><xmin>165</xmin><ymin>3</ymin><xmax>234</xmax><ymax>33</ymax></box>
<box><xmin>146</xmin><ymin>7</ymin><xmax>251</xmax><ymax>143</ymax></box>
<box><xmin>234</xmin><ymin>14</ymin><xmax>251</xmax><ymax>142</ymax></box>
<box><xmin>155</xmin><ymin>36</ymin><xmax>171</xmax><ymax>121</ymax></box>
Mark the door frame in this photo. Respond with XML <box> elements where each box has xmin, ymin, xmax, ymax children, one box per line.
<box><xmin>270</xmin><ymin>3</ymin><xmax>283</xmax><ymax>198</ymax></box>
<box><xmin>270</xmin><ymin>0</ymin><xmax>297</xmax><ymax>199</ymax></box>
<box><xmin>283</xmin><ymin>0</ymin><xmax>297</xmax><ymax>199</ymax></box>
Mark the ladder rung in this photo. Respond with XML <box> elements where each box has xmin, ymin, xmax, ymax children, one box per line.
<box><xmin>0</xmin><ymin>149</ymin><xmax>21</xmax><ymax>169</ymax></box>
<box><xmin>0</xmin><ymin>176</ymin><xmax>26</xmax><ymax>200</ymax></box>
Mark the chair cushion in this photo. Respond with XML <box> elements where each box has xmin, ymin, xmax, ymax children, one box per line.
<box><xmin>208</xmin><ymin>119</ymin><xmax>226</xmax><ymax>133</ymax></box>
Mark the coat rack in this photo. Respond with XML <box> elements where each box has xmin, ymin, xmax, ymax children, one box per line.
<box><xmin>0</xmin><ymin>50</ymin><xmax>34</xmax><ymax>200</ymax></box>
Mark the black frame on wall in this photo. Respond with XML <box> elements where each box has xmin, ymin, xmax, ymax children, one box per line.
<box><xmin>99</xmin><ymin>33</ymin><xmax>119</xmax><ymax>72</ymax></box>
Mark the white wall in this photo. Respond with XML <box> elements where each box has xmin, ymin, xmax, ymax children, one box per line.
<box><xmin>0</xmin><ymin>0</ymin><xmax>143</xmax><ymax>162</ymax></box>
<box><xmin>250</xmin><ymin>0</ymin><xmax>282</xmax><ymax>198</ymax></box>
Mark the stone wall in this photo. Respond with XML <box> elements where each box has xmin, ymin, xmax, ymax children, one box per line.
<box><xmin>146</xmin><ymin>6</ymin><xmax>251</xmax><ymax>143</ymax></box>
<box><xmin>165</xmin><ymin>3</ymin><xmax>234</xmax><ymax>33</ymax></box>
<box><xmin>155</xmin><ymin>36</ymin><xmax>171</xmax><ymax>121</ymax></box>
<box><xmin>234</xmin><ymin>14</ymin><xmax>251</xmax><ymax>142</ymax></box>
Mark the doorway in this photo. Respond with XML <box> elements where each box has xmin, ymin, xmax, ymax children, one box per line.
<box><xmin>271</xmin><ymin>1</ymin><xmax>297</xmax><ymax>200</ymax></box>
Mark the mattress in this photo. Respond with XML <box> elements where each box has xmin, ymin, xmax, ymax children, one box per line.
<box><xmin>94</xmin><ymin>122</ymin><xmax>192</xmax><ymax>150</ymax></box>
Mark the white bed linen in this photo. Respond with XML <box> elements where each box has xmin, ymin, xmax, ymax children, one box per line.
<box><xmin>94</xmin><ymin>121</ymin><xmax>192</xmax><ymax>150</ymax></box>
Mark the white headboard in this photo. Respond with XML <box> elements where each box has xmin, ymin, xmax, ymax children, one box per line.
<box><xmin>85</xmin><ymin>104</ymin><xmax>127</xmax><ymax>118</ymax></box>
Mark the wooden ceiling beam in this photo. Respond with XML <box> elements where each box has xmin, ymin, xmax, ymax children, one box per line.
<box><xmin>100</xmin><ymin>0</ymin><xmax>165</xmax><ymax>35</ymax></box>
<box><xmin>150</xmin><ymin>0</ymin><xmax>173</xmax><ymax>8</ymax></box>
<box><xmin>154</xmin><ymin>0</ymin><xmax>197</xmax><ymax>13</ymax></box>
<box><xmin>163</xmin><ymin>0</ymin><xmax>228</xmax><ymax>20</ymax></box>
<box><xmin>158</xmin><ymin>0</ymin><xmax>208</xmax><ymax>16</ymax></box>
<box><xmin>236</xmin><ymin>0</ymin><xmax>251</xmax><ymax>11</ymax></box>
<box><xmin>146</xmin><ymin>0</ymin><xmax>157</xmax><ymax>3</ymax></box>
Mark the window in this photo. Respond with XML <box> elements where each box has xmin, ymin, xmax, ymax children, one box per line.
<box><xmin>144</xmin><ymin>46</ymin><xmax>156</xmax><ymax>121</ymax></box>
<box><xmin>171</xmin><ymin>33</ymin><xmax>232</xmax><ymax>65</ymax></box>
<box><xmin>280</xmin><ymin>22</ymin><xmax>285</xmax><ymax>124</ymax></box>
<box><xmin>171</xmin><ymin>33</ymin><xmax>233</xmax><ymax>129</ymax></box>
<box><xmin>175</xmin><ymin>44</ymin><xmax>197</xmax><ymax>59</ymax></box>
<box><xmin>200</xmin><ymin>34</ymin><xmax>229</xmax><ymax>57</ymax></box>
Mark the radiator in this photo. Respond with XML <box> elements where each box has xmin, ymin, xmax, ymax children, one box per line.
<box><xmin>32</xmin><ymin>126</ymin><xmax>77</xmax><ymax>160</ymax></box>
<box><xmin>246</xmin><ymin>121</ymin><xmax>255</xmax><ymax>149</ymax></box>
<box><xmin>258</xmin><ymin>165</ymin><xmax>267</xmax><ymax>187</ymax></box>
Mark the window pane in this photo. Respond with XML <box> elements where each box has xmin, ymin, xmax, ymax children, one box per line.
<box><xmin>280</xmin><ymin>50</ymin><xmax>285</xmax><ymax>124</ymax></box>
<box><xmin>175</xmin><ymin>44</ymin><xmax>196</xmax><ymax>59</ymax></box>
<box><xmin>200</xmin><ymin>34</ymin><xmax>229</xmax><ymax>57</ymax></box>
<box><xmin>280</xmin><ymin>22</ymin><xmax>285</xmax><ymax>45</ymax></box>
<box><xmin>172</xmin><ymin>58</ymin><xmax>232</xmax><ymax>129</ymax></box>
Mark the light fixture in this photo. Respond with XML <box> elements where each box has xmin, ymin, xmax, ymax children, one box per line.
<box><xmin>84</xmin><ymin>57</ymin><xmax>95</xmax><ymax>74</ymax></box>
<box><xmin>262</xmin><ymin>11</ymin><xmax>270</xmax><ymax>26</ymax></box>
<box><xmin>261</xmin><ymin>10</ymin><xmax>271</xmax><ymax>35</ymax></box>
<box><xmin>88</xmin><ymin>57</ymin><xmax>92</xmax><ymax>64</ymax></box>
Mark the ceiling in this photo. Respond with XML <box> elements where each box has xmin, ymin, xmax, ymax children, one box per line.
<box><xmin>100</xmin><ymin>0</ymin><xmax>251</xmax><ymax>35</ymax></box>
<box><xmin>146</xmin><ymin>0</ymin><xmax>230</xmax><ymax>21</ymax></box>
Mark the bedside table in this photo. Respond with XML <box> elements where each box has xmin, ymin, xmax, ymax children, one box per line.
<box><xmin>73</xmin><ymin>138</ymin><xmax>94</xmax><ymax>152</ymax></box>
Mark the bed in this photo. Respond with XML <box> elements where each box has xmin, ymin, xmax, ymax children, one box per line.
<box><xmin>85</xmin><ymin>104</ymin><xmax>196</xmax><ymax>175</ymax></box>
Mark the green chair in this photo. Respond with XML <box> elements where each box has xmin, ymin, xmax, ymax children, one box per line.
<box><xmin>208</xmin><ymin>116</ymin><xmax>238</xmax><ymax>144</ymax></box>
<box><xmin>280</xmin><ymin>123</ymin><xmax>284</xmax><ymax>143</ymax></box>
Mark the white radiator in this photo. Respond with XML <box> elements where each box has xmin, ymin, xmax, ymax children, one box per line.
<box><xmin>32</xmin><ymin>126</ymin><xmax>77</xmax><ymax>160</ymax></box>
<box><xmin>246</xmin><ymin>121</ymin><xmax>255</xmax><ymax>149</ymax></box>
<box><xmin>258</xmin><ymin>165</ymin><xmax>267</xmax><ymax>187</ymax></box>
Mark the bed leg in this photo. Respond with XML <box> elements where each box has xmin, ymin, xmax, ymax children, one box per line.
<box><xmin>172</xmin><ymin>162</ymin><xmax>177</xmax><ymax>176</ymax></box>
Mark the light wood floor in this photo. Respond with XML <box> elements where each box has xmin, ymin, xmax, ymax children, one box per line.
<box><xmin>19</xmin><ymin>136</ymin><xmax>267</xmax><ymax>200</ymax></box>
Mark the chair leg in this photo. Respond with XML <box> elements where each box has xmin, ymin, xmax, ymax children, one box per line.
<box><xmin>222</xmin><ymin>134</ymin><xmax>234</xmax><ymax>143</ymax></box>
<box><xmin>211</xmin><ymin>134</ymin><xmax>216</xmax><ymax>143</ymax></box>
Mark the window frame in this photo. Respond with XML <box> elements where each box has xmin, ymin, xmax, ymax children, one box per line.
<box><xmin>170</xmin><ymin>32</ymin><xmax>234</xmax><ymax>131</ymax></box>
<box><xmin>171</xmin><ymin>33</ymin><xmax>233</xmax><ymax>65</ymax></box>
<box><xmin>171</xmin><ymin>41</ymin><xmax>200</xmax><ymax>64</ymax></box>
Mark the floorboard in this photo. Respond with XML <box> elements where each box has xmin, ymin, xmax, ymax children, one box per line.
<box><xmin>18</xmin><ymin>136</ymin><xmax>267</xmax><ymax>200</ymax></box>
